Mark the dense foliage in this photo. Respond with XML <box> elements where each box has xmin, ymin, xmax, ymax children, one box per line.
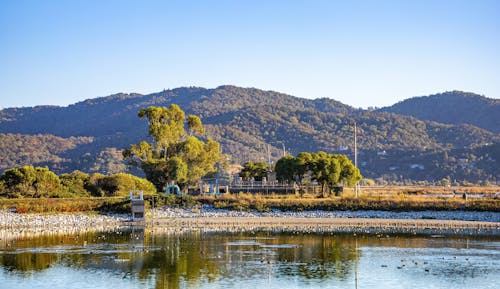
<box><xmin>275</xmin><ymin>152</ymin><xmax>362</xmax><ymax>193</ymax></box>
<box><xmin>0</xmin><ymin>166</ymin><xmax>156</xmax><ymax>198</ymax></box>
<box><xmin>123</xmin><ymin>105</ymin><xmax>223</xmax><ymax>191</ymax></box>
<box><xmin>239</xmin><ymin>162</ymin><xmax>269</xmax><ymax>181</ymax></box>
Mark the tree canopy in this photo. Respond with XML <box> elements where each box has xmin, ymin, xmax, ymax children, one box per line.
<box><xmin>239</xmin><ymin>162</ymin><xmax>268</xmax><ymax>181</ymax></box>
<box><xmin>275</xmin><ymin>151</ymin><xmax>362</xmax><ymax>194</ymax></box>
<box><xmin>123</xmin><ymin>105</ymin><xmax>223</xmax><ymax>191</ymax></box>
<box><xmin>0</xmin><ymin>166</ymin><xmax>155</xmax><ymax>198</ymax></box>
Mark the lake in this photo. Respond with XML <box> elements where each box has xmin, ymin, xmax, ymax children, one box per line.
<box><xmin>0</xmin><ymin>228</ymin><xmax>499</xmax><ymax>289</ymax></box>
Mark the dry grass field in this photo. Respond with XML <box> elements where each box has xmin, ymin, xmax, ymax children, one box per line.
<box><xmin>0</xmin><ymin>186</ymin><xmax>498</xmax><ymax>214</ymax></box>
<box><xmin>196</xmin><ymin>186</ymin><xmax>500</xmax><ymax>212</ymax></box>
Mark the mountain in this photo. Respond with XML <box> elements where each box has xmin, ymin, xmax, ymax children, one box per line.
<box><xmin>379</xmin><ymin>91</ymin><xmax>500</xmax><ymax>133</ymax></box>
<box><xmin>1</xmin><ymin>86</ymin><xmax>499</xmax><ymax>184</ymax></box>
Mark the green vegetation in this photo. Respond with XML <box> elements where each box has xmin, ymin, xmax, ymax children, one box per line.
<box><xmin>0</xmin><ymin>166</ymin><xmax>68</xmax><ymax>198</ymax></box>
<box><xmin>0</xmin><ymin>165</ymin><xmax>156</xmax><ymax>199</ymax></box>
<box><xmin>95</xmin><ymin>173</ymin><xmax>156</xmax><ymax>197</ymax></box>
<box><xmin>239</xmin><ymin>161</ymin><xmax>268</xmax><ymax>181</ymax></box>
<box><xmin>0</xmin><ymin>86</ymin><xmax>499</xmax><ymax>184</ymax></box>
<box><xmin>123</xmin><ymin>105</ymin><xmax>224</xmax><ymax>191</ymax></box>
<box><xmin>275</xmin><ymin>152</ymin><xmax>361</xmax><ymax>194</ymax></box>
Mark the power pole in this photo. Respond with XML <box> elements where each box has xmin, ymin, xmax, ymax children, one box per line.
<box><xmin>354</xmin><ymin>121</ymin><xmax>361</xmax><ymax>198</ymax></box>
<box><xmin>354</xmin><ymin>121</ymin><xmax>357</xmax><ymax>169</ymax></box>
<box><xmin>267</xmin><ymin>144</ymin><xmax>271</xmax><ymax>168</ymax></box>
<box><xmin>266</xmin><ymin>144</ymin><xmax>271</xmax><ymax>182</ymax></box>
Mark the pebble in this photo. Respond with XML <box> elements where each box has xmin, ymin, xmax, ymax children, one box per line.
<box><xmin>151</xmin><ymin>205</ymin><xmax>500</xmax><ymax>222</ymax></box>
<box><xmin>0</xmin><ymin>211</ymin><xmax>128</xmax><ymax>232</ymax></box>
<box><xmin>1</xmin><ymin>206</ymin><xmax>499</xmax><ymax>238</ymax></box>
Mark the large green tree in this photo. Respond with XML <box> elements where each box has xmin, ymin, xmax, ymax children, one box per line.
<box><xmin>275</xmin><ymin>151</ymin><xmax>362</xmax><ymax>194</ymax></box>
<box><xmin>275</xmin><ymin>156</ymin><xmax>299</xmax><ymax>182</ymax></box>
<box><xmin>123</xmin><ymin>105</ymin><xmax>223</xmax><ymax>191</ymax></box>
<box><xmin>239</xmin><ymin>162</ymin><xmax>268</xmax><ymax>181</ymax></box>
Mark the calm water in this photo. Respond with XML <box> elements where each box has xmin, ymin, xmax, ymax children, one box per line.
<box><xmin>0</xmin><ymin>228</ymin><xmax>499</xmax><ymax>289</ymax></box>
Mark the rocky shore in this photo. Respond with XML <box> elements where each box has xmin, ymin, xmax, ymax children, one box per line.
<box><xmin>0</xmin><ymin>211</ymin><xmax>127</xmax><ymax>231</ymax></box>
<box><xmin>153</xmin><ymin>205</ymin><xmax>500</xmax><ymax>222</ymax></box>
<box><xmin>1</xmin><ymin>206</ymin><xmax>499</xmax><ymax>237</ymax></box>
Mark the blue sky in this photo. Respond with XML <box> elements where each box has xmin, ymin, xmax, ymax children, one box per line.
<box><xmin>1</xmin><ymin>0</ymin><xmax>499</xmax><ymax>109</ymax></box>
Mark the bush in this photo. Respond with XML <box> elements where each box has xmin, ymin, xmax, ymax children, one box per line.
<box><xmin>0</xmin><ymin>166</ymin><xmax>68</xmax><ymax>198</ymax></box>
<box><xmin>157</xmin><ymin>194</ymin><xmax>198</xmax><ymax>207</ymax></box>
<box><xmin>97</xmin><ymin>173</ymin><xmax>156</xmax><ymax>197</ymax></box>
<box><xmin>60</xmin><ymin>171</ymin><xmax>91</xmax><ymax>197</ymax></box>
<box><xmin>85</xmin><ymin>173</ymin><xmax>106</xmax><ymax>197</ymax></box>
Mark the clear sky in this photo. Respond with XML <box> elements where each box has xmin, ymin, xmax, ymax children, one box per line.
<box><xmin>1</xmin><ymin>0</ymin><xmax>499</xmax><ymax>109</ymax></box>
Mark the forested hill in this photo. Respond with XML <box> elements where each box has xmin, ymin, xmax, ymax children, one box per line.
<box><xmin>379</xmin><ymin>91</ymin><xmax>500</xmax><ymax>133</ymax></box>
<box><xmin>1</xmin><ymin>85</ymin><xmax>499</xmax><ymax>184</ymax></box>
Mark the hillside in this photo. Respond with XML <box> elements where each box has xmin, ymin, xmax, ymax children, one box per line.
<box><xmin>0</xmin><ymin>86</ymin><xmax>499</xmax><ymax>184</ymax></box>
<box><xmin>379</xmin><ymin>91</ymin><xmax>500</xmax><ymax>133</ymax></box>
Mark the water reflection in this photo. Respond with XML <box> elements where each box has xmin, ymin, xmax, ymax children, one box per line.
<box><xmin>0</xmin><ymin>228</ymin><xmax>499</xmax><ymax>289</ymax></box>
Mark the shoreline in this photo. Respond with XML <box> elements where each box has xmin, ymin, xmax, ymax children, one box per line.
<box><xmin>1</xmin><ymin>208</ymin><xmax>500</xmax><ymax>237</ymax></box>
<box><xmin>153</xmin><ymin>216</ymin><xmax>500</xmax><ymax>236</ymax></box>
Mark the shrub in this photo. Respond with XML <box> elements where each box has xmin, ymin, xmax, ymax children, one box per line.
<box><xmin>60</xmin><ymin>171</ymin><xmax>91</xmax><ymax>197</ymax></box>
<box><xmin>97</xmin><ymin>173</ymin><xmax>156</xmax><ymax>197</ymax></box>
<box><xmin>0</xmin><ymin>166</ymin><xmax>67</xmax><ymax>198</ymax></box>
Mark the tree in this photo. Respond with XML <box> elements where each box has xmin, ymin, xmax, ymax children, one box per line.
<box><xmin>97</xmin><ymin>173</ymin><xmax>156</xmax><ymax>196</ymax></box>
<box><xmin>275</xmin><ymin>151</ymin><xmax>362</xmax><ymax>195</ymax></box>
<box><xmin>60</xmin><ymin>171</ymin><xmax>91</xmax><ymax>197</ymax></box>
<box><xmin>239</xmin><ymin>162</ymin><xmax>268</xmax><ymax>181</ymax></box>
<box><xmin>123</xmin><ymin>105</ymin><xmax>223</xmax><ymax>191</ymax></box>
<box><xmin>296</xmin><ymin>152</ymin><xmax>314</xmax><ymax>183</ymax></box>
<box><xmin>275</xmin><ymin>156</ymin><xmax>299</xmax><ymax>182</ymax></box>
<box><xmin>187</xmin><ymin>115</ymin><xmax>205</xmax><ymax>135</ymax></box>
<box><xmin>309</xmin><ymin>152</ymin><xmax>341</xmax><ymax>195</ymax></box>
<box><xmin>0</xmin><ymin>166</ymin><xmax>66</xmax><ymax>198</ymax></box>
<box><xmin>336</xmin><ymin>154</ymin><xmax>362</xmax><ymax>186</ymax></box>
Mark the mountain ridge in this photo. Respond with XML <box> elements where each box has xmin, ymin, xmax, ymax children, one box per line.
<box><xmin>1</xmin><ymin>86</ymin><xmax>498</xmax><ymax>184</ymax></box>
<box><xmin>379</xmin><ymin>90</ymin><xmax>500</xmax><ymax>133</ymax></box>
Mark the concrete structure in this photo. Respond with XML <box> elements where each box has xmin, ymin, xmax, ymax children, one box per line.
<box><xmin>130</xmin><ymin>191</ymin><xmax>145</xmax><ymax>222</ymax></box>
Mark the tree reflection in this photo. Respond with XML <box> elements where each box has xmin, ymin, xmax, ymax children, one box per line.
<box><xmin>0</xmin><ymin>229</ymin><xmax>363</xmax><ymax>288</ymax></box>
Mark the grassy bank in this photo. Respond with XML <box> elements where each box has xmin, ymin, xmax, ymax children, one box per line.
<box><xmin>0</xmin><ymin>197</ymin><xmax>131</xmax><ymax>214</ymax></box>
<box><xmin>1</xmin><ymin>186</ymin><xmax>499</xmax><ymax>214</ymax></box>
<box><xmin>196</xmin><ymin>192</ymin><xmax>500</xmax><ymax>212</ymax></box>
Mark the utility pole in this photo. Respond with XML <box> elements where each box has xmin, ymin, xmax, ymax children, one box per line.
<box><xmin>354</xmin><ymin>121</ymin><xmax>361</xmax><ymax>198</ymax></box>
<box><xmin>266</xmin><ymin>143</ymin><xmax>272</xmax><ymax>182</ymax></box>
<box><xmin>267</xmin><ymin>144</ymin><xmax>271</xmax><ymax>169</ymax></box>
<box><xmin>354</xmin><ymin>121</ymin><xmax>357</xmax><ymax>169</ymax></box>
